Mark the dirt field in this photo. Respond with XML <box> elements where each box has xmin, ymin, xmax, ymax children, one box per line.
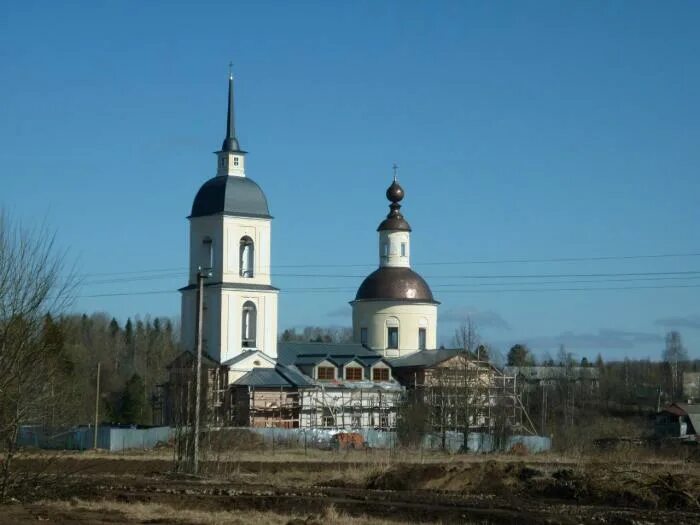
<box><xmin>1</xmin><ymin>448</ymin><xmax>699</xmax><ymax>524</ymax></box>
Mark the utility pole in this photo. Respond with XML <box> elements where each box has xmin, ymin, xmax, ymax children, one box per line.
<box><xmin>94</xmin><ymin>362</ymin><xmax>101</xmax><ymax>450</ymax></box>
<box><xmin>192</xmin><ymin>267</ymin><xmax>210</xmax><ymax>475</ymax></box>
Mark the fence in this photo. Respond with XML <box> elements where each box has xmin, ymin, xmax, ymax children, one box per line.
<box><xmin>240</xmin><ymin>427</ymin><xmax>551</xmax><ymax>453</ymax></box>
<box><xmin>18</xmin><ymin>425</ymin><xmax>550</xmax><ymax>454</ymax></box>
<box><xmin>17</xmin><ymin>425</ymin><xmax>173</xmax><ymax>452</ymax></box>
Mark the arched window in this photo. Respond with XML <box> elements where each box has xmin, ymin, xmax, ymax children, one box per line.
<box><xmin>239</xmin><ymin>236</ymin><xmax>254</xmax><ymax>277</ymax></box>
<box><xmin>202</xmin><ymin>237</ymin><xmax>213</xmax><ymax>270</ymax></box>
<box><xmin>241</xmin><ymin>301</ymin><xmax>257</xmax><ymax>348</ymax></box>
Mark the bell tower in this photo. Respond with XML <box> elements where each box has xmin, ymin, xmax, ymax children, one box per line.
<box><xmin>180</xmin><ymin>70</ymin><xmax>278</xmax><ymax>366</ymax></box>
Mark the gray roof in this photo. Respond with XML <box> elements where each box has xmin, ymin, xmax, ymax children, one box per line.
<box><xmin>278</xmin><ymin>342</ymin><xmax>384</xmax><ymax>366</ymax></box>
<box><xmin>180</xmin><ymin>281</ymin><xmax>278</xmax><ymax>293</ymax></box>
<box><xmin>190</xmin><ymin>176</ymin><xmax>271</xmax><ymax>219</ymax></box>
<box><xmin>233</xmin><ymin>364</ymin><xmax>314</xmax><ymax>388</ymax></box>
<box><xmin>353</xmin><ymin>267</ymin><xmax>438</xmax><ymax>303</ymax></box>
<box><xmin>221</xmin><ymin>350</ymin><xmax>272</xmax><ymax>367</ymax></box>
<box><xmin>389</xmin><ymin>348</ymin><xmax>462</xmax><ymax>368</ymax></box>
<box><xmin>675</xmin><ymin>403</ymin><xmax>700</xmax><ymax>415</ymax></box>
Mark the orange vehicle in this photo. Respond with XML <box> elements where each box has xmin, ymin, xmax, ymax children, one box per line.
<box><xmin>331</xmin><ymin>432</ymin><xmax>368</xmax><ymax>450</ymax></box>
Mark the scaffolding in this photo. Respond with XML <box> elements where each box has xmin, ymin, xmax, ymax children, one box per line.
<box><xmin>226</xmin><ymin>382</ymin><xmax>401</xmax><ymax>430</ymax></box>
<box><xmin>407</xmin><ymin>357</ymin><xmax>537</xmax><ymax>437</ymax></box>
<box><xmin>299</xmin><ymin>382</ymin><xmax>401</xmax><ymax>429</ymax></box>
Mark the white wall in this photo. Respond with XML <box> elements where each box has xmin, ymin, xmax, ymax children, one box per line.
<box><xmin>183</xmin><ymin>213</ymin><xmax>277</xmax><ymax>364</ymax></box>
<box><xmin>352</xmin><ymin>300</ymin><xmax>438</xmax><ymax>358</ymax></box>
<box><xmin>378</xmin><ymin>230</ymin><xmax>410</xmax><ymax>268</ymax></box>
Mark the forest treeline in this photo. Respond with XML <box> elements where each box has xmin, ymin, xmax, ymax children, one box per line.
<box><xmin>30</xmin><ymin>316</ymin><xmax>700</xmax><ymax>432</ymax></box>
<box><xmin>40</xmin><ymin>313</ymin><xmax>179</xmax><ymax>428</ymax></box>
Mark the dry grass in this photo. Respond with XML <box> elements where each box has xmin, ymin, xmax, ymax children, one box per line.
<box><xmin>40</xmin><ymin>499</ymin><xmax>442</xmax><ymax>524</ymax></box>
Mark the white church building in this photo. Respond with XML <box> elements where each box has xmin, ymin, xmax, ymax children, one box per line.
<box><xmin>168</xmin><ymin>72</ymin><xmax>463</xmax><ymax>429</ymax></box>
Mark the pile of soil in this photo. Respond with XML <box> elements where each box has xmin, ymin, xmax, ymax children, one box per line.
<box><xmin>364</xmin><ymin>461</ymin><xmax>700</xmax><ymax>511</ymax></box>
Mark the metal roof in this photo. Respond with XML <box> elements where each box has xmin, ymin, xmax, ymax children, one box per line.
<box><xmin>234</xmin><ymin>368</ymin><xmax>292</xmax><ymax>387</ymax></box>
<box><xmin>353</xmin><ymin>267</ymin><xmax>438</xmax><ymax>303</ymax></box>
<box><xmin>222</xmin><ymin>349</ymin><xmax>275</xmax><ymax>367</ymax></box>
<box><xmin>233</xmin><ymin>364</ymin><xmax>315</xmax><ymax>388</ymax></box>
<box><xmin>180</xmin><ymin>281</ymin><xmax>279</xmax><ymax>293</ymax></box>
<box><xmin>388</xmin><ymin>348</ymin><xmax>462</xmax><ymax>368</ymax></box>
<box><xmin>378</xmin><ymin>179</ymin><xmax>411</xmax><ymax>232</ymax></box>
<box><xmin>278</xmin><ymin>342</ymin><xmax>383</xmax><ymax>365</ymax></box>
<box><xmin>190</xmin><ymin>175</ymin><xmax>271</xmax><ymax>219</ymax></box>
<box><xmin>221</xmin><ymin>71</ymin><xmax>243</xmax><ymax>153</ymax></box>
<box><xmin>675</xmin><ymin>402</ymin><xmax>700</xmax><ymax>415</ymax></box>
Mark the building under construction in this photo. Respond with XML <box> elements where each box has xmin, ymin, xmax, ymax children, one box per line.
<box><xmin>391</xmin><ymin>349</ymin><xmax>537</xmax><ymax>436</ymax></box>
<box><xmin>160</xmin><ymin>344</ymin><xmax>533</xmax><ymax>438</ymax></box>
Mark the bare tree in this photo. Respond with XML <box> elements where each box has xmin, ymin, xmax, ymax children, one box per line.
<box><xmin>0</xmin><ymin>212</ymin><xmax>76</xmax><ymax>500</ymax></box>
<box><xmin>453</xmin><ymin>316</ymin><xmax>480</xmax><ymax>354</ymax></box>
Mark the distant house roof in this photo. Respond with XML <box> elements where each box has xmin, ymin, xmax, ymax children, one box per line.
<box><xmin>388</xmin><ymin>348</ymin><xmax>463</xmax><ymax>369</ymax></box>
<box><xmin>661</xmin><ymin>403</ymin><xmax>700</xmax><ymax>435</ymax></box>
<box><xmin>676</xmin><ymin>402</ymin><xmax>700</xmax><ymax>415</ymax></box>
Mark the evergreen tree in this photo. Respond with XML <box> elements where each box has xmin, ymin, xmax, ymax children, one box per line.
<box><xmin>507</xmin><ymin>344</ymin><xmax>534</xmax><ymax>366</ymax></box>
<box><xmin>124</xmin><ymin>318</ymin><xmax>134</xmax><ymax>346</ymax></box>
<box><xmin>108</xmin><ymin>318</ymin><xmax>120</xmax><ymax>338</ymax></box>
<box><xmin>111</xmin><ymin>374</ymin><xmax>146</xmax><ymax>425</ymax></box>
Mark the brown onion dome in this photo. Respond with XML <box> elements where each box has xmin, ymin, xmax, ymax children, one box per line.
<box><xmin>386</xmin><ymin>180</ymin><xmax>404</xmax><ymax>203</ymax></box>
<box><xmin>378</xmin><ymin>179</ymin><xmax>411</xmax><ymax>232</ymax></box>
<box><xmin>354</xmin><ymin>267</ymin><xmax>438</xmax><ymax>303</ymax></box>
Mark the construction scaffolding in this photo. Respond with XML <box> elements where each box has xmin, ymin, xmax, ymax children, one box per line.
<box><xmin>227</xmin><ymin>383</ymin><xmax>402</xmax><ymax>430</ymax></box>
<box><xmin>299</xmin><ymin>383</ymin><xmax>401</xmax><ymax>429</ymax></box>
<box><xmin>235</xmin><ymin>387</ymin><xmax>301</xmax><ymax>428</ymax></box>
<box><xmin>407</xmin><ymin>357</ymin><xmax>537</xmax><ymax>438</ymax></box>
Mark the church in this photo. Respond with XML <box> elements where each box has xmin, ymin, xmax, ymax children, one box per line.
<box><xmin>166</xmin><ymin>72</ymin><xmax>506</xmax><ymax>430</ymax></box>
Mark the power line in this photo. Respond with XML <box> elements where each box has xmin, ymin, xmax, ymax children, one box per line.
<box><xmin>268</xmin><ymin>270</ymin><xmax>700</xmax><ymax>279</ymax></box>
<box><xmin>78</xmin><ymin>282</ymin><xmax>700</xmax><ymax>299</ymax></box>
<box><xmin>73</xmin><ymin>250</ymin><xmax>700</xmax><ymax>278</ymax></box>
<box><xmin>77</xmin><ymin>269</ymin><xmax>700</xmax><ymax>288</ymax></box>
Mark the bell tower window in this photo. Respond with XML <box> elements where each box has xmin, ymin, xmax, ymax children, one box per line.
<box><xmin>239</xmin><ymin>236</ymin><xmax>254</xmax><ymax>277</ymax></box>
<box><xmin>241</xmin><ymin>301</ymin><xmax>257</xmax><ymax>348</ymax></box>
<box><xmin>202</xmin><ymin>238</ymin><xmax>213</xmax><ymax>270</ymax></box>
<box><xmin>233</xmin><ymin>156</ymin><xmax>239</xmax><ymax>166</ymax></box>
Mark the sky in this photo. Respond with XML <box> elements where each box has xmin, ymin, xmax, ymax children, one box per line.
<box><xmin>1</xmin><ymin>1</ymin><xmax>699</xmax><ymax>362</ymax></box>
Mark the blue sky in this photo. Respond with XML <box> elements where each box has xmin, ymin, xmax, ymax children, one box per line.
<box><xmin>2</xmin><ymin>1</ymin><xmax>699</xmax><ymax>361</ymax></box>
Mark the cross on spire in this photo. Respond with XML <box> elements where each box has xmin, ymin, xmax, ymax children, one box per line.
<box><xmin>228</xmin><ymin>61</ymin><xmax>233</xmax><ymax>80</ymax></box>
<box><xmin>392</xmin><ymin>163</ymin><xmax>398</xmax><ymax>182</ymax></box>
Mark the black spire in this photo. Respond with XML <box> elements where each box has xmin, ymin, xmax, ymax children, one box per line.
<box><xmin>221</xmin><ymin>64</ymin><xmax>241</xmax><ymax>152</ymax></box>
